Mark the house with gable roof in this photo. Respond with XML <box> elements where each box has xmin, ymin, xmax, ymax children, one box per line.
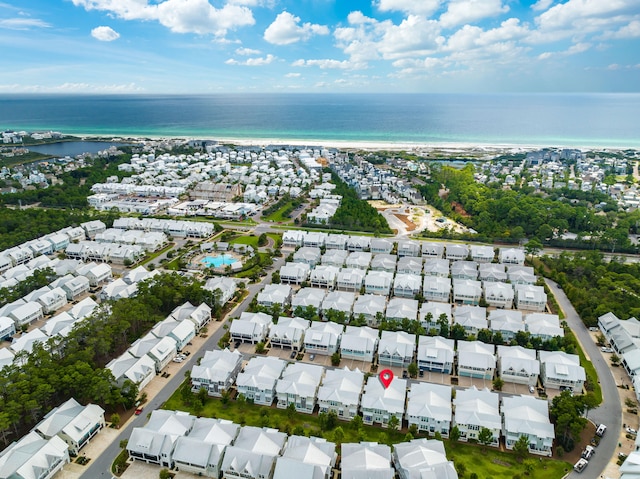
<box><xmin>269</xmin><ymin>317</ymin><xmax>309</xmax><ymax>351</ymax></box>
<box><xmin>191</xmin><ymin>348</ymin><xmax>243</xmax><ymax>396</ymax></box>
<box><xmin>502</xmin><ymin>395</ymin><xmax>554</xmax><ymax>456</ymax></box>
<box><xmin>317</xmin><ymin>367</ymin><xmax>364</xmax><ymax>420</ymax></box>
<box><xmin>406</xmin><ymin>383</ymin><xmax>452</xmax><ymax>436</ymax></box>
<box><xmin>304</xmin><ymin>321</ymin><xmax>343</xmax><ymax>356</ymax></box>
<box><xmin>458</xmin><ymin>340</ymin><xmax>496</xmax><ymax>380</ymax></box>
<box><xmin>273</xmin><ymin>435</ymin><xmax>337</xmax><ymax>479</ymax></box>
<box><xmin>539</xmin><ymin>350</ymin><xmax>585</xmax><ymax>393</ymax></box>
<box><xmin>352</xmin><ymin>294</ymin><xmax>387</xmax><ymax>327</ymax></box>
<box><xmin>454</xmin><ymin>386</ymin><xmax>501</xmax><ymax>446</ymax></box>
<box><xmin>378</xmin><ymin>330</ymin><xmax>416</xmax><ymax>368</ymax></box>
<box><xmin>0</xmin><ymin>431</ymin><xmax>69</xmax><ymax>479</ymax></box>
<box><xmin>341</xmin><ymin>442</ymin><xmax>394</xmax><ymax>479</ymax></box>
<box><xmin>236</xmin><ymin>356</ymin><xmax>287</xmax><ymax>405</ymax></box>
<box><xmin>393</xmin><ymin>438</ymin><xmax>458</xmax><ymax>479</ymax></box>
<box><xmin>220</xmin><ymin>426</ymin><xmax>287</xmax><ymax>479</ymax></box>
<box><xmin>275</xmin><ymin>362</ymin><xmax>324</xmax><ymax>413</ymax></box>
<box><xmin>360</xmin><ymin>375</ymin><xmax>407</xmax><ymax>427</ymax></box>
<box><xmin>497</xmin><ymin>345</ymin><xmax>540</xmax><ymax>386</ymax></box>
<box><xmin>340</xmin><ymin>326</ymin><xmax>379</xmax><ymax>362</ymax></box>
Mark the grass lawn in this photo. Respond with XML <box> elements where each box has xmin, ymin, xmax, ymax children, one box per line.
<box><xmin>262</xmin><ymin>201</ymin><xmax>296</xmax><ymax>223</ymax></box>
<box><xmin>164</xmin><ymin>380</ymin><xmax>571</xmax><ymax>478</ymax></box>
<box><xmin>228</xmin><ymin>233</ymin><xmax>282</xmax><ymax>249</ymax></box>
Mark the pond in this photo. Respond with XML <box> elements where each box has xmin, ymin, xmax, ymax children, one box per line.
<box><xmin>29</xmin><ymin>140</ymin><xmax>130</xmax><ymax>157</ymax></box>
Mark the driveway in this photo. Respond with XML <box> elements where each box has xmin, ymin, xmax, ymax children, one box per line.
<box><xmin>545</xmin><ymin>278</ymin><xmax>621</xmax><ymax>478</ymax></box>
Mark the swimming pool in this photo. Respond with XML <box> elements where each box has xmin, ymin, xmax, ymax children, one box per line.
<box><xmin>201</xmin><ymin>254</ymin><xmax>238</xmax><ymax>268</ymax></box>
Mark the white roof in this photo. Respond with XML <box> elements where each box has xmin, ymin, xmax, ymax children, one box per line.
<box><xmin>360</xmin><ymin>376</ymin><xmax>407</xmax><ymax>416</ymax></box>
<box><xmin>454</xmin><ymin>386</ymin><xmax>501</xmax><ymax>430</ymax></box>
<box><xmin>393</xmin><ymin>438</ymin><xmax>457</xmax><ymax>479</ymax></box>
<box><xmin>406</xmin><ymin>383</ymin><xmax>452</xmax><ymax>422</ymax></box>
<box><xmin>276</xmin><ymin>362</ymin><xmax>324</xmax><ymax>399</ymax></box>
<box><xmin>502</xmin><ymin>395</ymin><xmax>554</xmax><ymax>441</ymax></box>
<box><xmin>0</xmin><ymin>431</ymin><xmax>69</xmax><ymax>479</ymax></box>
<box><xmin>237</xmin><ymin>356</ymin><xmax>287</xmax><ymax>391</ymax></box>
<box><xmin>35</xmin><ymin>398</ymin><xmax>104</xmax><ymax>443</ymax></box>
<box><xmin>342</xmin><ymin>442</ymin><xmax>394</xmax><ymax>479</ymax></box>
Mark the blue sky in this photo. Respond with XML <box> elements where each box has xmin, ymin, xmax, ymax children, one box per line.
<box><xmin>1</xmin><ymin>0</ymin><xmax>639</xmax><ymax>94</ymax></box>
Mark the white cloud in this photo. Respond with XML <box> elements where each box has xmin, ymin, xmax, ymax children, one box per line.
<box><xmin>602</xmin><ymin>20</ymin><xmax>640</xmax><ymax>39</ymax></box>
<box><xmin>226</xmin><ymin>54</ymin><xmax>275</xmax><ymax>65</ymax></box>
<box><xmin>71</xmin><ymin>0</ymin><xmax>254</xmax><ymax>37</ymax></box>
<box><xmin>292</xmin><ymin>58</ymin><xmax>361</xmax><ymax>70</ymax></box>
<box><xmin>534</xmin><ymin>0</ymin><xmax>638</xmax><ymax>36</ymax></box>
<box><xmin>0</xmin><ymin>82</ymin><xmax>143</xmax><ymax>93</ymax></box>
<box><xmin>376</xmin><ymin>0</ymin><xmax>442</xmax><ymax>16</ymax></box>
<box><xmin>538</xmin><ymin>42</ymin><xmax>591</xmax><ymax>59</ymax></box>
<box><xmin>439</xmin><ymin>0</ymin><xmax>510</xmax><ymax>29</ymax></box>
<box><xmin>531</xmin><ymin>0</ymin><xmax>554</xmax><ymax>12</ymax></box>
<box><xmin>378</xmin><ymin>15</ymin><xmax>443</xmax><ymax>59</ymax></box>
<box><xmin>91</xmin><ymin>26</ymin><xmax>120</xmax><ymax>41</ymax></box>
<box><xmin>236</xmin><ymin>47</ymin><xmax>261</xmax><ymax>55</ymax></box>
<box><xmin>263</xmin><ymin>11</ymin><xmax>329</xmax><ymax>45</ymax></box>
<box><xmin>0</xmin><ymin>18</ymin><xmax>51</xmax><ymax>30</ymax></box>
<box><xmin>285</xmin><ymin>72</ymin><xmax>300</xmax><ymax>77</ymax></box>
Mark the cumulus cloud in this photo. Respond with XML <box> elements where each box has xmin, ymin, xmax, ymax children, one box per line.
<box><xmin>235</xmin><ymin>47</ymin><xmax>261</xmax><ymax>55</ymax></box>
<box><xmin>292</xmin><ymin>58</ymin><xmax>360</xmax><ymax>70</ymax></box>
<box><xmin>439</xmin><ymin>0</ymin><xmax>510</xmax><ymax>29</ymax></box>
<box><xmin>264</xmin><ymin>11</ymin><xmax>329</xmax><ymax>45</ymax></box>
<box><xmin>531</xmin><ymin>0</ymin><xmax>554</xmax><ymax>11</ymax></box>
<box><xmin>71</xmin><ymin>0</ymin><xmax>254</xmax><ymax>37</ymax></box>
<box><xmin>226</xmin><ymin>54</ymin><xmax>275</xmax><ymax>65</ymax></box>
<box><xmin>376</xmin><ymin>0</ymin><xmax>441</xmax><ymax>16</ymax></box>
<box><xmin>91</xmin><ymin>26</ymin><xmax>120</xmax><ymax>41</ymax></box>
<box><xmin>0</xmin><ymin>18</ymin><xmax>51</xmax><ymax>30</ymax></box>
<box><xmin>538</xmin><ymin>42</ymin><xmax>591</xmax><ymax>59</ymax></box>
<box><xmin>602</xmin><ymin>20</ymin><xmax>640</xmax><ymax>39</ymax></box>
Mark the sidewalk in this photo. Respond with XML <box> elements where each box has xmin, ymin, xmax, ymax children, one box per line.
<box><xmin>57</xmin><ymin>317</ymin><xmax>227</xmax><ymax>479</ymax></box>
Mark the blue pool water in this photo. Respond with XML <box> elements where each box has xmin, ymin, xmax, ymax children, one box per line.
<box><xmin>201</xmin><ymin>254</ymin><xmax>237</xmax><ymax>268</ymax></box>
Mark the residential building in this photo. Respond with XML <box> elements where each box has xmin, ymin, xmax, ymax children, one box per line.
<box><xmin>304</xmin><ymin>322</ymin><xmax>343</xmax><ymax>356</ymax></box>
<box><xmin>454</xmin><ymin>305</ymin><xmax>487</xmax><ymax>336</ymax></box>
<box><xmin>346</xmin><ymin>236</ymin><xmax>371</xmax><ymax>252</ymax></box>
<box><xmin>269</xmin><ymin>317</ymin><xmax>310</xmax><ymax>351</ymax></box>
<box><xmin>310</xmin><ymin>265</ymin><xmax>340</xmax><ymax>289</ymax></box>
<box><xmin>393</xmin><ymin>439</ymin><xmax>458</xmax><ymax>479</ymax></box>
<box><xmin>445</xmin><ymin>244</ymin><xmax>469</xmax><ymax>261</ymax></box>
<box><xmin>454</xmin><ymin>386</ymin><xmax>501</xmax><ymax>446</ymax></box>
<box><xmin>0</xmin><ymin>316</ymin><xmax>16</xmax><ymax>341</ymax></box>
<box><xmin>525</xmin><ymin>313</ymin><xmax>564</xmax><ymax>340</ymax></box>
<box><xmin>457</xmin><ymin>340</ymin><xmax>496</xmax><ymax>380</ymax></box>
<box><xmin>397</xmin><ymin>240</ymin><xmax>421</xmax><ymax>258</ymax></box>
<box><xmin>497</xmin><ymin>345</ymin><xmax>540</xmax><ymax>386</ymax></box>
<box><xmin>321</xmin><ymin>249</ymin><xmax>348</xmax><ymax>267</ymax></box>
<box><xmin>203</xmin><ymin>277</ymin><xmax>238</xmax><ymax>305</ymax></box>
<box><xmin>106</xmin><ymin>351</ymin><xmax>156</xmax><ymax>389</ymax></box>
<box><xmin>502</xmin><ymin>395</ymin><xmax>554</xmax><ymax>456</ymax></box>
<box><xmin>385</xmin><ymin>298</ymin><xmax>419</xmax><ymax>323</ymax></box>
<box><xmin>489</xmin><ymin>310</ymin><xmax>524</xmax><ymax>342</ymax></box>
<box><xmin>292</xmin><ymin>288</ymin><xmax>326</xmax><ymax>312</ymax></box>
<box><xmin>360</xmin><ymin>375</ymin><xmax>407</xmax><ymax>427</ymax></box>
<box><xmin>421</xmin><ymin>242</ymin><xmax>444</xmax><ymax>258</ymax></box>
<box><xmin>340</xmin><ymin>326</ymin><xmax>379</xmax><ymax>362</ymax></box>
<box><xmin>419</xmin><ymin>302</ymin><xmax>452</xmax><ymax>333</ymax></box>
<box><xmin>452</xmin><ymin>279</ymin><xmax>482</xmax><ymax>305</ymax></box>
<box><xmin>378</xmin><ymin>330</ymin><xmax>416</xmax><ymax>367</ymax></box>
<box><xmin>508</xmin><ymin>265</ymin><xmax>537</xmax><ymax>285</ymax></box>
<box><xmin>276</xmin><ymin>362</ymin><xmax>324</xmax><ymax>413</ymax></box>
<box><xmin>423</xmin><ymin>258</ymin><xmax>449</xmax><ymax>277</ymax></box>
<box><xmin>336</xmin><ymin>268</ymin><xmax>366</xmax><ymax>292</ymax></box>
<box><xmin>370</xmin><ymin>238</ymin><xmax>394</xmax><ymax>254</ymax></box>
<box><xmin>484</xmin><ymin>282</ymin><xmax>515</xmax><ymax>309</ymax></box>
<box><xmin>0</xmin><ymin>431</ymin><xmax>69</xmax><ymax>479</ymax></box>
<box><xmin>317</xmin><ymin>367</ymin><xmax>364</xmax><ymax>420</ymax></box>
<box><xmin>450</xmin><ymin>261</ymin><xmax>479</xmax><ymax>280</ymax></box>
<box><xmin>346</xmin><ymin>251</ymin><xmax>373</xmax><ymax>270</ymax></box>
<box><xmin>371</xmin><ymin>253</ymin><xmax>398</xmax><ymax>273</ymax></box>
<box><xmin>279</xmin><ymin>262</ymin><xmax>311</xmax><ymax>285</ymax></box>
<box><xmin>499</xmin><ymin>248</ymin><xmax>525</xmax><ymax>265</ymax></box>
<box><xmin>470</xmin><ymin>245</ymin><xmax>495</xmax><ymax>263</ymax></box>
<box><xmin>341</xmin><ymin>442</ymin><xmax>394</xmax><ymax>479</ymax></box>
<box><xmin>220</xmin><ymin>427</ymin><xmax>287</xmax><ymax>479</ymax></box>
<box><xmin>325</xmin><ymin>234</ymin><xmax>348</xmax><ymax>250</ymax></box>
<box><xmin>364</xmin><ymin>271</ymin><xmax>394</xmax><ymax>296</ymax></box>
<box><xmin>191</xmin><ymin>349</ymin><xmax>243</xmax><ymax>396</ymax></box>
<box><xmin>352</xmin><ymin>294</ymin><xmax>387</xmax><ymax>327</ymax></box>
<box><xmin>515</xmin><ymin>285</ymin><xmax>547</xmax><ymax>311</ymax></box>
<box><xmin>127</xmin><ymin>410</ymin><xmax>195</xmax><ymax>468</ymax></box>
<box><xmin>293</xmin><ymin>246</ymin><xmax>322</xmax><ymax>268</ymax></box>
<box><xmin>405</xmin><ymin>383</ymin><xmax>452</xmax><ymax>436</ymax></box>
<box><xmin>321</xmin><ymin>291</ymin><xmax>356</xmax><ymax>319</ymax></box>
<box><xmin>539</xmin><ymin>350</ymin><xmax>585</xmax><ymax>393</ymax></box>
<box><xmin>274</xmin><ymin>436</ymin><xmax>336</xmax><ymax>479</ymax></box>
<box><xmin>236</xmin><ymin>356</ymin><xmax>287</xmax><ymax>405</ymax></box>
<box><xmin>172</xmin><ymin>418</ymin><xmax>239</xmax><ymax>478</ymax></box>
<box><xmin>478</xmin><ymin>263</ymin><xmax>507</xmax><ymax>283</ymax></box>
<box><xmin>393</xmin><ymin>273</ymin><xmax>422</xmax><ymax>298</ymax></box>
<box><xmin>257</xmin><ymin>284</ymin><xmax>292</xmax><ymax>308</ymax></box>
<box><xmin>34</xmin><ymin>398</ymin><xmax>105</xmax><ymax>455</ymax></box>
<box><xmin>416</xmin><ymin>336</ymin><xmax>455</xmax><ymax>374</ymax></box>
<box><xmin>422</xmin><ymin>276</ymin><xmax>451</xmax><ymax>303</ymax></box>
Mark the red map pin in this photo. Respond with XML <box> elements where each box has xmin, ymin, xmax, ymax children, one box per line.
<box><xmin>379</xmin><ymin>369</ymin><xmax>394</xmax><ymax>389</ymax></box>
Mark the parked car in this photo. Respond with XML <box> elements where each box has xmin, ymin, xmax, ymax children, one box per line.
<box><xmin>309</xmin><ymin>354</ymin><xmax>315</xmax><ymax>361</ymax></box>
<box><xmin>573</xmin><ymin>458</ymin><xmax>588</xmax><ymax>473</ymax></box>
<box><xmin>626</xmin><ymin>427</ymin><xmax>638</xmax><ymax>436</ymax></box>
<box><xmin>529</xmin><ymin>385</ymin><xmax>535</xmax><ymax>393</ymax></box>
<box><xmin>581</xmin><ymin>445</ymin><xmax>595</xmax><ymax>460</ymax></box>
<box><xmin>290</xmin><ymin>351</ymin><xmax>297</xmax><ymax>359</ymax></box>
<box><xmin>135</xmin><ymin>407</ymin><xmax>144</xmax><ymax>415</ymax></box>
<box><xmin>596</xmin><ymin>424</ymin><xmax>607</xmax><ymax>437</ymax></box>
<box><xmin>601</xmin><ymin>347</ymin><xmax>614</xmax><ymax>353</ymax></box>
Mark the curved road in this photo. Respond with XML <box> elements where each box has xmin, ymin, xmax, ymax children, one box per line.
<box><xmin>545</xmin><ymin>278</ymin><xmax>621</xmax><ymax>478</ymax></box>
<box><xmin>79</xmin><ymin>252</ymin><xmax>287</xmax><ymax>479</ymax></box>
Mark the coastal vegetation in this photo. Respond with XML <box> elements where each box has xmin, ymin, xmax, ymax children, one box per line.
<box><xmin>304</xmin><ymin>171</ymin><xmax>392</xmax><ymax>234</ymax></box>
<box><xmin>418</xmin><ymin>163</ymin><xmax>639</xmax><ymax>253</ymax></box>
<box><xmin>261</xmin><ymin>194</ymin><xmax>303</xmax><ymax>222</ymax></box>
<box><xmin>0</xmin><ymin>273</ymin><xmax>217</xmax><ymax>446</ymax></box>
<box><xmin>541</xmin><ymin>250</ymin><xmax>640</xmax><ymax>326</ymax></box>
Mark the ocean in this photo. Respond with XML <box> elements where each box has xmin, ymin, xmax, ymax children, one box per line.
<box><xmin>1</xmin><ymin>93</ymin><xmax>639</xmax><ymax>148</ymax></box>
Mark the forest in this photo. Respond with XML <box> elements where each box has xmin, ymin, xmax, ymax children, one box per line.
<box><xmin>541</xmin><ymin>251</ymin><xmax>640</xmax><ymax>325</ymax></box>
<box><xmin>306</xmin><ymin>171</ymin><xmax>392</xmax><ymax>234</ymax></box>
<box><xmin>0</xmin><ymin>208</ymin><xmax>120</xmax><ymax>251</ymax></box>
<box><xmin>418</xmin><ymin>163</ymin><xmax>640</xmax><ymax>252</ymax></box>
<box><xmin>0</xmin><ymin>272</ymin><xmax>218</xmax><ymax>446</ymax></box>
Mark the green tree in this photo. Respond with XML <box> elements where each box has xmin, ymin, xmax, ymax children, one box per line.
<box><xmin>331</xmin><ymin>352</ymin><xmax>341</xmax><ymax>366</ymax></box>
<box><xmin>513</xmin><ymin>435</ymin><xmax>530</xmax><ymax>461</ymax></box>
<box><xmin>388</xmin><ymin>415</ymin><xmax>400</xmax><ymax>431</ymax></box>
<box><xmin>550</xmin><ymin>390</ymin><xmax>587</xmax><ymax>451</ymax></box>
<box><xmin>478</xmin><ymin>427</ymin><xmax>494</xmax><ymax>446</ymax></box>
<box><xmin>159</xmin><ymin>468</ymin><xmax>171</xmax><ymax>479</ymax></box>
<box><xmin>110</xmin><ymin>412</ymin><xmax>121</xmax><ymax>429</ymax></box>
<box><xmin>333</xmin><ymin>426</ymin><xmax>345</xmax><ymax>444</ymax></box>
<box><xmin>492</xmin><ymin>377</ymin><xmax>504</xmax><ymax>391</ymax></box>
<box><xmin>450</xmin><ymin>425</ymin><xmax>461</xmax><ymax>443</ymax></box>
<box><xmin>525</xmin><ymin>238</ymin><xmax>543</xmax><ymax>262</ymax></box>
<box><xmin>408</xmin><ymin>362</ymin><xmax>419</xmax><ymax>379</ymax></box>
<box><xmin>351</xmin><ymin>414</ymin><xmax>363</xmax><ymax>431</ymax></box>
<box><xmin>255</xmin><ymin>342</ymin><xmax>266</xmax><ymax>354</ymax></box>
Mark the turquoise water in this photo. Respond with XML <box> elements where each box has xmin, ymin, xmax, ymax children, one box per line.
<box><xmin>201</xmin><ymin>254</ymin><xmax>237</xmax><ymax>268</ymax></box>
<box><xmin>1</xmin><ymin>93</ymin><xmax>640</xmax><ymax>147</ymax></box>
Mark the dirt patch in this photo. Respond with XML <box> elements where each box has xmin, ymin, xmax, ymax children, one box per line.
<box><xmin>451</xmin><ymin>201</ymin><xmax>471</xmax><ymax>218</ymax></box>
<box><xmin>557</xmin><ymin>421</ymin><xmax>596</xmax><ymax>463</ymax></box>
<box><xmin>394</xmin><ymin>214</ymin><xmax>416</xmax><ymax>231</ymax></box>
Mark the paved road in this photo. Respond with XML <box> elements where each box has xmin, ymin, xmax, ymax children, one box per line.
<box><xmin>79</xmin><ymin>253</ymin><xmax>287</xmax><ymax>479</ymax></box>
<box><xmin>545</xmin><ymin>278</ymin><xmax>621</xmax><ymax>478</ymax></box>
